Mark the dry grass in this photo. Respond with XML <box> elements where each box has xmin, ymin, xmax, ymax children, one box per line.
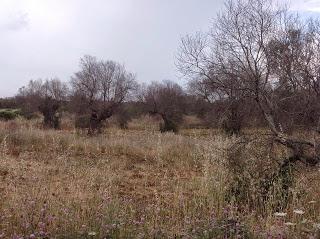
<box><xmin>0</xmin><ymin>118</ymin><xmax>320</xmax><ymax>238</ymax></box>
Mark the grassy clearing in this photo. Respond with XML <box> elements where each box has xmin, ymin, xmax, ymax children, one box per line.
<box><xmin>0</xmin><ymin>119</ymin><xmax>320</xmax><ymax>238</ymax></box>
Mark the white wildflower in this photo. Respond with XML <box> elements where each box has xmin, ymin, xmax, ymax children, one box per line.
<box><xmin>293</xmin><ymin>209</ymin><xmax>304</xmax><ymax>215</ymax></box>
<box><xmin>284</xmin><ymin>222</ymin><xmax>296</xmax><ymax>226</ymax></box>
<box><xmin>88</xmin><ymin>231</ymin><xmax>97</xmax><ymax>236</ymax></box>
<box><xmin>274</xmin><ymin>212</ymin><xmax>287</xmax><ymax>217</ymax></box>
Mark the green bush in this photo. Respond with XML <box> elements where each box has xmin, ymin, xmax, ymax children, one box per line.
<box><xmin>0</xmin><ymin>109</ymin><xmax>21</xmax><ymax>121</ymax></box>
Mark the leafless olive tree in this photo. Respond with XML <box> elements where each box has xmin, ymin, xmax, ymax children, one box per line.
<box><xmin>18</xmin><ymin>78</ymin><xmax>68</xmax><ymax>128</ymax></box>
<box><xmin>177</xmin><ymin>0</ymin><xmax>320</xmax><ymax>165</ymax></box>
<box><xmin>71</xmin><ymin>55</ymin><xmax>137</xmax><ymax>134</ymax></box>
<box><xmin>267</xmin><ymin>18</ymin><xmax>320</xmax><ymax>132</ymax></box>
<box><xmin>139</xmin><ymin>81</ymin><xmax>186</xmax><ymax>133</ymax></box>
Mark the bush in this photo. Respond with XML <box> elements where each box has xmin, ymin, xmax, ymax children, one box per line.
<box><xmin>0</xmin><ymin>109</ymin><xmax>21</xmax><ymax>121</ymax></box>
<box><xmin>221</xmin><ymin>115</ymin><xmax>242</xmax><ymax>135</ymax></box>
<box><xmin>160</xmin><ymin>118</ymin><xmax>179</xmax><ymax>133</ymax></box>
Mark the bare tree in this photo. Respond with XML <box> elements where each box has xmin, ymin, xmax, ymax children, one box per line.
<box><xmin>18</xmin><ymin>78</ymin><xmax>68</xmax><ymax>128</ymax></box>
<box><xmin>71</xmin><ymin>55</ymin><xmax>101</xmax><ymax>107</ymax></box>
<box><xmin>17</xmin><ymin>79</ymin><xmax>43</xmax><ymax>116</ymax></box>
<box><xmin>266</xmin><ymin>20</ymin><xmax>315</xmax><ymax>131</ymax></box>
<box><xmin>71</xmin><ymin>55</ymin><xmax>137</xmax><ymax>134</ymax></box>
<box><xmin>140</xmin><ymin>81</ymin><xmax>186</xmax><ymax>133</ymax></box>
<box><xmin>177</xmin><ymin>0</ymin><xmax>320</xmax><ymax>165</ymax></box>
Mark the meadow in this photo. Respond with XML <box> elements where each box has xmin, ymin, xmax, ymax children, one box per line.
<box><xmin>0</xmin><ymin>116</ymin><xmax>320</xmax><ymax>238</ymax></box>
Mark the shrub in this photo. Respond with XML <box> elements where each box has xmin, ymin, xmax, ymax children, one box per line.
<box><xmin>221</xmin><ymin>116</ymin><xmax>241</xmax><ymax>135</ymax></box>
<box><xmin>160</xmin><ymin>118</ymin><xmax>179</xmax><ymax>133</ymax></box>
<box><xmin>0</xmin><ymin>109</ymin><xmax>21</xmax><ymax>121</ymax></box>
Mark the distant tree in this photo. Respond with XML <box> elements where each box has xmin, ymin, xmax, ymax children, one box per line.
<box><xmin>186</xmin><ymin>73</ymin><xmax>246</xmax><ymax>134</ymax></box>
<box><xmin>17</xmin><ymin>78</ymin><xmax>68</xmax><ymax>128</ymax></box>
<box><xmin>140</xmin><ymin>81</ymin><xmax>186</xmax><ymax>133</ymax></box>
<box><xmin>0</xmin><ymin>97</ymin><xmax>19</xmax><ymax>109</ymax></box>
<box><xmin>71</xmin><ymin>55</ymin><xmax>137</xmax><ymax>134</ymax></box>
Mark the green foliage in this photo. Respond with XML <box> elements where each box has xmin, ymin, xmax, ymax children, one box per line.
<box><xmin>0</xmin><ymin>109</ymin><xmax>21</xmax><ymax>121</ymax></box>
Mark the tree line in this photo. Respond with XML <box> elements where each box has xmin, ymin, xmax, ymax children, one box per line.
<box><xmin>1</xmin><ymin>0</ymin><xmax>320</xmax><ymax>165</ymax></box>
<box><xmin>4</xmin><ymin>55</ymin><xmax>191</xmax><ymax>134</ymax></box>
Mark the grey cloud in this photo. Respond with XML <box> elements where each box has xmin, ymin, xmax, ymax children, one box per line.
<box><xmin>0</xmin><ymin>0</ymin><xmax>226</xmax><ymax>97</ymax></box>
<box><xmin>0</xmin><ymin>0</ymin><xmax>310</xmax><ymax>97</ymax></box>
<box><xmin>0</xmin><ymin>12</ymin><xmax>29</xmax><ymax>31</ymax></box>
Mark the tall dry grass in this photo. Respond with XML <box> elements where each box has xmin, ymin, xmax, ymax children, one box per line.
<box><xmin>0</xmin><ymin>118</ymin><xmax>319</xmax><ymax>238</ymax></box>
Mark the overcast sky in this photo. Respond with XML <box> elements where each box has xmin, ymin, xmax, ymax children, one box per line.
<box><xmin>0</xmin><ymin>0</ymin><xmax>319</xmax><ymax>97</ymax></box>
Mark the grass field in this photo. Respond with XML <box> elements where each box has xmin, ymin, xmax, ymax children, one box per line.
<box><xmin>0</xmin><ymin>117</ymin><xmax>320</xmax><ymax>238</ymax></box>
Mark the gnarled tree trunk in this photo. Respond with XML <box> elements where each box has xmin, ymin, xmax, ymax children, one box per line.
<box><xmin>257</xmin><ymin>94</ymin><xmax>320</xmax><ymax>166</ymax></box>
